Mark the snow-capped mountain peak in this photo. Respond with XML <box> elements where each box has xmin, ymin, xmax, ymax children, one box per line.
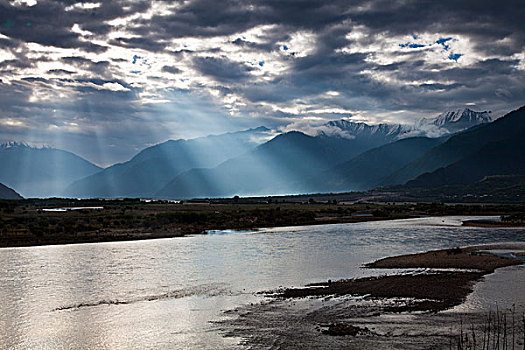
<box><xmin>0</xmin><ymin>141</ymin><xmax>50</xmax><ymax>150</ymax></box>
<box><xmin>433</xmin><ymin>108</ymin><xmax>492</xmax><ymax>128</ymax></box>
<box><xmin>321</xmin><ymin>108</ymin><xmax>493</xmax><ymax>141</ymax></box>
<box><xmin>0</xmin><ymin>141</ymin><xmax>31</xmax><ymax>149</ymax></box>
<box><xmin>325</xmin><ymin>120</ymin><xmax>412</xmax><ymax>137</ymax></box>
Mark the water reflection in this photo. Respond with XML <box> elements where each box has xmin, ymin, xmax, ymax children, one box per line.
<box><xmin>0</xmin><ymin>216</ymin><xmax>523</xmax><ymax>349</ymax></box>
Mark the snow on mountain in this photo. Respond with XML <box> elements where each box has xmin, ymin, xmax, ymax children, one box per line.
<box><xmin>323</xmin><ymin>108</ymin><xmax>493</xmax><ymax>140</ymax></box>
<box><xmin>0</xmin><ymin>141</ymin><xmax>50</xmax><ymax>149</ymax></box>
<box><xmin>326</xmin><ymin>120</ymin><xmax>412</xmax><ymax>135</ymax></box>
<box><xmin>323</xmin><ymin>120</ymin><xmax>413</xmax><ymax>140</ymax></box>
<box><xmin>435</xmin><ymin>108</ymin><xmax>492</xmax><ymax>125</ymax></box>
<box><xmin>418</xmin><ymin>108</ymin><xmax>492</xmax><ymax>133</ymax></box>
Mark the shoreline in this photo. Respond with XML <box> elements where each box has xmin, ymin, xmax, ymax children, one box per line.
<box><xmin>278</xmin><ymin>246</ymin><xmax>523</xmax><ymax>312</ymax></box>
<box><xmin>2</xmin><ymin>199</ymin><xmax>524</xmax><ymax>248</ymax></box>
<box><xmin>219</xmin><ymin>245</ymin><xmax>524</xmax><ymax>348</ymax></box>
<box><xmin>2</xmin><ymin>214</ymin><xmax>513</xmax><ymax>249</ymax></box>
<box><xmin>462</xmin><ymin>219</ymin><xmax>525</xmax><ymax>228</ymax></box>
<box><xmin>0</xmin><ymin>215</ymin><xmax>408</xmax><ymax>248</ymax></box>
<box><xmin>2</xmin><ymin>214</ymin><xmax>522</xmax><ymax>249</ymax></box>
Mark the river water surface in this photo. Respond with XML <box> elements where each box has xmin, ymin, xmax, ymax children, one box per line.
<box><xmin>1</xmin><ymin>216</ymin><xmax>524</xmax><ymax>349</ymax></box>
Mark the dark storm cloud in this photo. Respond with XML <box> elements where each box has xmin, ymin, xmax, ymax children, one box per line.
<box><xmin>0</xmin><ymin>58</ymin><xmax>32</xmax><ymax>69</ymax></box>
<box><xmin>349</xmin><ymin>0</ymin><xmax>525</xmax><ymax>55</ymax></box>
<box><xmin>161</xmin><ymin>65</ymin><xmax>181</xmax><ymax>74</ymax></box>
<box><xmin>0</xmin><ymin>0</ymin><xmax>153</xmax><ymax>52</ymax></box>
<box><xmin>61</xmin><ymin>56</ymin><xmax>110</xmax><ymax>75</ymax></box>
<box><xmin>0</xmin><ymin>0</ymin><xmax>524</xmax><ymax>164</ymax></box>
<box><xmin>193</xmin><ymin>56</ymin><xmax>253</xmax><ymax>82</ymax></box>
<box><xmin>155</xmin><ymin>0</ymin><xmax>522</xmax><ymax>119</ymax></box>
<box><xmin>136</xmin><ymin>0</ymin><xmax>352</xmax><ymax>39</ymax></box>
<box><xmin>48</xmin><ymin>68</ymin><xmax>75</xmax><ymax>74</ymax></box>
<box><xmin>0</xmin><ymin>37</ymin><xmax>18</xmax><ymax>48</ymax></box>
<box><xmin>0</xmin><ymin>0</ymin><xmax>104</xmax><ymax>52</ymax></box>
<box><xmin>131</xmin><ymin>0</ymin><xmax>256</xmax><ymax>39</ymax></box>
<box><xmin>109</xmin><ymin>36</ymin><xmax>168</xmax><ymax>52</ymax></box>
<box><xmin>124</xmin><ymin>0</ymin><xmax>524</xmax><ymax>56</ymax></box>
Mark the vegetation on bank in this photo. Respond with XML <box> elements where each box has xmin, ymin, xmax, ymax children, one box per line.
<box><xmin>1</xmin><ymin>198</ymin><xmax>525</xmax><ymax>247</ymax></box>
<box><xmin>453</xmin><ymin>308</ymin><xmax>525</xmax><ymax>350</ymax></box>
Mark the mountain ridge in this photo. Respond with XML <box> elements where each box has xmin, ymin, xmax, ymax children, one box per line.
<box><xmin>382</xmin><ymin>105</ymin><xmax>525</xmax><ymax>187</ymax></box>
<box><xmin>0</xmin><ymin>182</ymin><xmax>23</xmax><ymax>200</ymax></box>
<box><xmin>301</xmin><ymin>136</ymin><xmax>448</xmax><ymax>193</ymax></box>
<box><xmin>63</xmin><ymin>126</ymin><xmax>272</xmax><ymax>198</ymax></box>
<box><xmin>156</xmin><ymin>131</ymin><xmax>358</xmax><ymax>198</ymax></box>
<box><xmin>323</xmin><ymin>107</ymin><xmax>493</xmax><ymax>141</ymax></box>
<box><xmin>0</xmin><ymin>144</ymin><xmax>101</xmax><ymax>198</ymax></box>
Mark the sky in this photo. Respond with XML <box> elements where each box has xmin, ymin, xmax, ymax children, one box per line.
<box><xmin>0</xmin><ymin>0</ymin><xmax>524</xmax><ymax>166</ymax></box>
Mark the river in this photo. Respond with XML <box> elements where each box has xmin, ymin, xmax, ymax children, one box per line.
<box><xmin>1</xmin><ymin>216</ymin><xmax>524</xmax><ymax>349</ymax></box>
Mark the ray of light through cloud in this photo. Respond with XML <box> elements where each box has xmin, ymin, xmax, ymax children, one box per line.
<box><xmin>0</xmin><ymin>0</ymin><xmax>523</xmax><ymax>166</ymax></box>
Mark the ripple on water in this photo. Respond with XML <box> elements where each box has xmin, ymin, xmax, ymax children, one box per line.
<box><xmin>0</xmin><ymin>216</ymin><xmax>524</xmax><ymax>349</ymax></box>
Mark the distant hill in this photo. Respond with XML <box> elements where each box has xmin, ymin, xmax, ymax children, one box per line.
<box><xmin>380</xmin><ymin>106</ymin><xmax>525</xmax><ymax>187</ymax></box>
<box><xmin>406</xmin><ymin>133</ymin><xmax>525</xmax><ymax>188</ymax></box>
<box><xmin>385</xmin><ymin>175</ymin><xmax>525</xmax><ymax>204</ymax></box>
<box><xmin>63</xmin><ymin>127</ymin><xmax>271</xmax><ymax>198</ymax></box>
<box><xmin>0</xmin><ymin>143</ymin><xmax>101</xmax><ymax>198</ymax></box>
<box><xmin>0</xmin><ymin>182</ymin><xmax>22</xmax><ymax>200</ymax></box>
<box><xmin>301</xmin><ymin>136</ymin><xmax>447</xmax><ymax>193</ymax></box>
<box><xmin>156</xmin><ymin>131</ymin><xmax>360</xmax><ymax>198</ymax></box>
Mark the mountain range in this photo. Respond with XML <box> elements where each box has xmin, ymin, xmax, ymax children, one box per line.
<box><xmin>402</xmin><ymin>106</ymin><xmax>525</xmax><ymax>189</ymax></box>
<box><xmin>325</xmin><ymin>108</ymin><xmax>492</xmax><ymax>140</ymax></box>
<box><xmin>156</xmin><ymin>131</ymin><xmax>362</xmax><ymax>198</ymax></box>
<box><xmin>0</xmin><ymin>143</ymin><xmax>101</xmax><ymax>198</ymax></box>
<box><xmin>156</xmin><ymin>108</ymin><xmax>494</xmax><ymax>198</ymax></box>
<box><xmin>1</xmin><ymin>107</ymin><xmax>507</xmax><ymax>199</ymax></box>
<box><xmin>299</xmin><ymin>136</ymin><xmax>448</xmax><ymax>193</ymax></box>
<box><xmin>63</xmin><ymin>127</ymin><xmax>271</xmax><ymax>198</ymax></box>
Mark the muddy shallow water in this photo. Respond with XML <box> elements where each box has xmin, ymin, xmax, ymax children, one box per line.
<box><xmin>1</xmin><ymin>216</ymin><xmax>524</xmax><ymax>349</ymax></box>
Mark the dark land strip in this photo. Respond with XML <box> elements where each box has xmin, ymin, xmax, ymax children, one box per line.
<box><xmin>1</xmin><ymin>198</ymin><xmax>524</xmax><ymax>247</ymax></box>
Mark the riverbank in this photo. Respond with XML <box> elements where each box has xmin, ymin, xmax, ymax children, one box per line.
<box><xmin>220</xmin><ymin>244</ymin><xmax>525</xmax><ymax>349</ymax></box>
<box><xmin>463</xmin><ymin>220</ymin><xmax>525</xmax><ymax>228</ymax></box>
<box><xmin>0</xmin><ymin>200</ymin><xmax>407</xmax><ymax>247</ymax></box>
<box><xmin>279</xmin><ymin>246</ymin><xmax>522</xmax><ymax>312</ymax></box>
<box><xmin>2</xmin><ymin>198</ymin><xmax>525</xmax><ymax>247</ymax></box>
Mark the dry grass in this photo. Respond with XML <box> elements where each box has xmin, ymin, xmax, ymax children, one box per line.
<box><xmin>452</xmin><ymin>307</ymin><xmax>525</xmax><ymax>350</ymax></box>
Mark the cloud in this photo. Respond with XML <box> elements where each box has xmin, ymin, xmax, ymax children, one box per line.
<box><xmin>161</xmin><ymin>65</ymin><xmax>181</xmax><ymax>74</ymax></box>
<box><xmin>0</xmin><ymin>0</ymin><xmax>523</xmax><ymax>164</ymax></box>
<box><xmin>192</xmin><ymin>56</ymin><xmax>254</xmax><ymax>82</ymax></box>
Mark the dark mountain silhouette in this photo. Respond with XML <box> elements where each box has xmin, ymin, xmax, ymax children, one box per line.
<box><xmin>0</xmin><ymin>182</ymin><xmax>23</xmax><ymax>199</ymax></box>
<box><xmin>380</xmin><ymin>106</ymin><xmax>525</xmax><ymax>187</ymax></box>
<box><xmin>302</xmin><ymin>136</ymin><xmax>447</xmax><ymax>193</ymax></box>
<box><xmin>63</xmin><ymin>106</ymin><xmax>496</xmax><ymax>199</ymax></box>
<box><xmin>64</xmin><ymin>127</ymin><xmax>271</xmax><ymax>198</ymax></box>
<box><xmin>406</xmin><ymin>133</ymin><xmax>525</xmax><ymax>188</ymax></box>
<box><xmin>0</xmin><ymin>143</ymin><xmax>101</xmax><ymax>198</ymax></box>
<box><xmin>156</xmin><ymin>131</ymin><xmax>361</xmax><ymax>198</ymax></box>
<box><xmin>155</xmin><ymin>107</ymin><xmax>500</xmax><ymax>199</ymax></box>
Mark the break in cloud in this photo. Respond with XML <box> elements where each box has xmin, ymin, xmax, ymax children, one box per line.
<box><xmin>0</xmin><ymin>0</ymin><xmax>524</xmax><ymax>165</ymax></box>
